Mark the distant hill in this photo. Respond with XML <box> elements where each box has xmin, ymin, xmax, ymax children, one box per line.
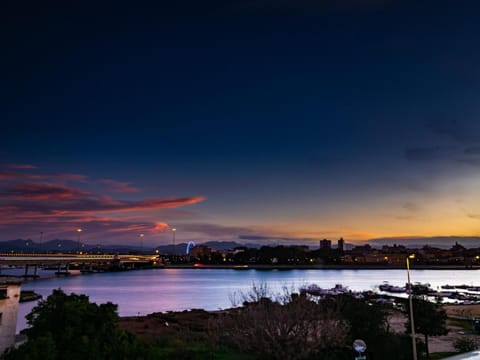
<box><xmin>0</xmin><ymin>239</ymin><xmax>254</xmax><ymax>254</ymax></box>
<box><xmin>367</xmin><ymin>236</ymin><xmax>480</xmax><ymax>249</ymax></box>
<box><xmin>0</xmin><ymin>238</ymin><xmax>355</xmax><ymax>254</ymax></box>
<box><xmin>0</xmin><ymin>239</ymin><xmax>118</xmax><ymax>253</ymax></box>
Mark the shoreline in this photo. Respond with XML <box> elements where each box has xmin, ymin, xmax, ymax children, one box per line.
<box><xmin>164</xmin><ymin>263</ymin><xmax>480</xmax><ymax>270</ymax></box>
<box><xmin>118</xmin><ymin>302</ymin><xmax>480</xmax><ymax>357</ymax></box>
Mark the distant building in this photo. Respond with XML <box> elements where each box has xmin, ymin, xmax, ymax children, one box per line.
<box><xmin>319</xmin><ymin>239</ymin><xmax>332</xmax><ymax>250</ymax></box>
<box><xmin>189</xmin><ymin>245</ymin><xmax>214</xmax><ymax>258</ymax></box>
<box><xmin>381</xmin><ymin>244</ymin><xmax>407</xmax><ymax>253</ymax></box>
<box><xmin>451</xmin><ymin>242</ymin><xmax>466</xmax><ymax>253</ymax></box>
<box><xmin>337</xmin><ymin>238</ymin><xmax>345</xmax><ymax>252</ymax></box>
<box><xmin>351</xmin><ymin>244</ymin><xmax>373</xmax><ymax>255</ymax></box>
<box><xmin>0</xmin><ymin>278</ymin><xmax>22</xmax><ymax>354</ymax></box>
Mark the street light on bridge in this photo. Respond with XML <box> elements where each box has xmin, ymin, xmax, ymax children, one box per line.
<box><xmin>76</xmin><ymin>228</ymin><xmax>82</xmax><ymax>254</ymax></box>
<box><xmin>139</xmin><ymin>233</ymin><xmax>144</xmax><ymax>253</ymax></box>
<box><xmin>172</xmin><ymin>228</ymin><xmax>177</xmax><ymax>257</ymax></box>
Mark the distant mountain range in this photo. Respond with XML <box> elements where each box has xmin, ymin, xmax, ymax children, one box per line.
<box><xmin>0</xmin><ymin>239</ymin><xmax>266</xmax><ymax>254</ymax></box>
<box><xmin>366</xmin><ymin>236</ymin><xmax>480</xmax><ymax>249</ymax></box>
<box><xmin>1</xmin><ymin>236</ymin><xmax>478</xmax><ymax>254</ymax></box>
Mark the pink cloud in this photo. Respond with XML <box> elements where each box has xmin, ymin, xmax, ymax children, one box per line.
<box><xmin>0</xmin><ymin>171</ymin><xmax>42</xmax><ymax>180</ymax></box>
<box><xmin>0</xmin><ymin>171</ymin><xmax>87</xmax><ymax>183</ymax></box>
<box><xmin>4</xmin><ymin>164</ymin><xmax>38</xmax><ymax>169</ymax></box>
<box><xmin>121</xmin><ymin>197</ymin><xmax>206</xmax><ymax>211</ymax></box>
<box><xmin>0</xmin><ymin>167</ymin><xmax>206</xmax><ymax>243</ymax></box>
<box><xmin>97</xmin><ymin>179</ymin><xmax>140</xmax><ymax>193</ymax></box>
<box><xmin>3</xmin><ymin>182</ymin><xmax>91</xmax><ymax>200</ymax></box>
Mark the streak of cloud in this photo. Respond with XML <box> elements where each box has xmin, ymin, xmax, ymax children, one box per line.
<box><xmin>4</xmin><ymin>164</ymin><xmax>38</xmax><ymax>169</ymax></box>
<box><xmin>0</xmin><ymin>167</ymin><xmax>205</xmax><ymax>243</ymax></box>
<box><xmin>1</xmin><ymin>182</ymin><xmax>91</xmax><ymax>200</ymax></box>
<box><xmin>176</xmin><ymin>223</ymin><xmax>254</xmax><ymax>237</ymax></box>
<box><xmin>464</xmin><ymin>146</ymin><xmax>480</xmax><ymax>155</ymax></box>
<box><xmin>404</xmin><ymin>146</ymin><xmax>456</xmax><ymax>161</ymax></box>
<box><xmin>402</xmin><ymin>202</ymin><xmax>418</xmax><ymax>212</ymax></box>
<box><xmin>0</xmin><ymin>171</ymin><xmax>88</xmax><ymax>183</ymax></box>
<box><xmin>97</xmin><ymin>179</ymin><xmax>140</xmax><ymax>193</ymax></box>
<box><xmin>429</xmin><ymin>120</ymin><xmax>480</xmax><ymax>144</ymax></box>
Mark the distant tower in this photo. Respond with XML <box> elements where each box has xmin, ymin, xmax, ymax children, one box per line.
<box><xmin>0</xmin><ymin>278</ymin><xmax>22</xmax><ymax>353</ymax></box>
<box><xmin>319</xmin><ymin>239</ymin><xmax>332</xmax><ymax>250</ymax></box>
<box><xmin>338</xmin><ymin>238</ymin><xmax>345</xmax><ymax>252</ymax></box>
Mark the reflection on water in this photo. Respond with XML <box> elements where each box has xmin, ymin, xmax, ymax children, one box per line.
<box><xmin>14</xmin><ymin>268</ymin><xmax>480</xmax><ymax>333</ymax></box>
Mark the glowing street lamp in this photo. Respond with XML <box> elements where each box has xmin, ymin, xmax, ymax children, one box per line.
<box><xmin>77</xmin><ymin>228</ymin><xmax>82</xmax><ymax>254</ymax></box>
<box><xmin>172</xmin><ymin>228</ymin><xmax>177</xmax><ymax>257</ymax></box>
<box><xmin>139</xmin><ymin>233</ymin><xmax>145</xmax><ymax>253</ymax></box>
<box><xmin>406</xmin><ymin>254</ymin><xmax>417</xmax><ymax>360</ymax></box>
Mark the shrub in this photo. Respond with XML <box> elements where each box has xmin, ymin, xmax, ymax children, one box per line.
<box><xmin>453</xmin><ymin>337</ymin><xmax>477</xmax><ymax>353</ymax></box>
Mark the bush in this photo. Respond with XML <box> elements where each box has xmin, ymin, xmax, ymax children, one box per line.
<box><xmin>213</xmin><ymin>285</ymin><xmax>349</xmax><ymax>360</ymax></box>
<box><xmin>453</xmin><ymin>337</ymin><xmax>477</xmax><ymax>353</ymax></box>
<box><xmin>2</xmin><ymin>289</ymin><xmax>153</xmax><ymax>360</ymax></box>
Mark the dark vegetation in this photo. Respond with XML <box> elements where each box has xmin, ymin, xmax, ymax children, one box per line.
<box><xmin>2</xmin><ymin>289</ymin><xmax>152</xmax><ymax>360</ymax></box>
<box><xmin>405</xmin><ymin>298</ymin><xmax>448</xmax><ymax>358</ymax></box>
<box><xmin>1</xmin><ymin>287</ymin><xmax>458</xmax><ymax>360</ymax></box>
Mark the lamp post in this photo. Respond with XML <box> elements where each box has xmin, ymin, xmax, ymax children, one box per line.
<box><xmin>77</xmin><ymin>228</ymin><xmax>82</xmax><ymax>254</ymax></box>
<box><xmin>406</xmin><ymin>254</ymin><xmax>417</xmax><ymax>360</ymax></box>
<box><xmin>139</xmin><ymin>233</ymin><xmax>144</xmax><ymax>253</ymax></box>
<box><xmin>172</xmin><ymin>228</ymin><xmax>177</xmax><ymax>259</ymax></box>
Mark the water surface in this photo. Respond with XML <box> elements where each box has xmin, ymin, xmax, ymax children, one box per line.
<box><xmin>15</xmin><ymin>268</ymin><xmax>479</xmax><ymax>333</ymax></box>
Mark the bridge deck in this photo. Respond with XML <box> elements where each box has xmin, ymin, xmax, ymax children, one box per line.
<box><xmin>0</xmin><ymin>253</ymin><xmax>158</xmax><ymax>265</ymax></box>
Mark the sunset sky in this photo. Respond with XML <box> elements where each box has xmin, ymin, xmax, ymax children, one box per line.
<box><xmin>2</xmin><ymin>1</ymin><xmax>480</xmax><ymax>247</ymax></box>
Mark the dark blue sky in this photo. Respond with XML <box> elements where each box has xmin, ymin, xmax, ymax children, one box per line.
<box><xmin>2</xmin><ymin>0</ymin><xmax>480</xmax><ymax>245</ymax></box>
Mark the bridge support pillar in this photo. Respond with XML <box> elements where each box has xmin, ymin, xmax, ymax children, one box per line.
<box><xmin>22</xmin><ymin>264</ymin><xmax>39</xmax><ymax>278</ymax></box>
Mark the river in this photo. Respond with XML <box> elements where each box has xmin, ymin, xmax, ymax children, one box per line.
<box><xmin>10</xmin><ymin>267</ymin><xmax>480</xmax><ymax>333</ymax></box>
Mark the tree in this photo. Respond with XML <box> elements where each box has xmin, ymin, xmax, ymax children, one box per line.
<box><xmin>213</xmin><ymin>284</ymin><xmax>349</xmax><ymax>360</ymax></box>
<box><xmin>320</xmin><ymin>295</ymin><xmax>416</xmax><ymax>360</ymax></box>
<box><xmin>327</xmin><ymin>294</ymin><xmax>389</xmax><ymax>339</ymax></box>
<box><xmin>3</xmin><ymin>289</ymin><xmax>151</xmax><ymax>360</ymax></box>
<box><xmin>405</xmin><ymin>298</ymin><xmax>448</xmax><ymax>358</ymax></box>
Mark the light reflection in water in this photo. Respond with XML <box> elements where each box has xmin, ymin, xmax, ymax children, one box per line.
<box><xmin>15</xmin><ymin>268</ymin><xmax>478</xmax><ymax>333</ymax></box>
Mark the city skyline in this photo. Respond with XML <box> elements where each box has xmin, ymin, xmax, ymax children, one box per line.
<box><xmin>3</xmin><ymin>1</ymin><xmax>480</xmax><ymax>246</ymax></box>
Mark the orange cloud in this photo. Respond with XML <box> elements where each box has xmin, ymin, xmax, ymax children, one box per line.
<box><xmin>153</xmin><ymin>222</ymin><xmax>169</xmax><ymax>233</ymax></box>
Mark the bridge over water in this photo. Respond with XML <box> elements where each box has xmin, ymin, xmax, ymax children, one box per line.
<box><xmin>0</xmin><ymin>253</ymin><xmax>161</xmax><ymax>277</ymax></box>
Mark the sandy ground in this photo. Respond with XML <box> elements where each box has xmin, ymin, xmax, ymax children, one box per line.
<box><xmin>444</xmin><ymin>304</ymin><xmax>480</xmax><ymax>319</ymax></box>
<box><xmin>388</xmin><ymin>304</ymin><xmax>480</xmax><ymax>353</ymax></box>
